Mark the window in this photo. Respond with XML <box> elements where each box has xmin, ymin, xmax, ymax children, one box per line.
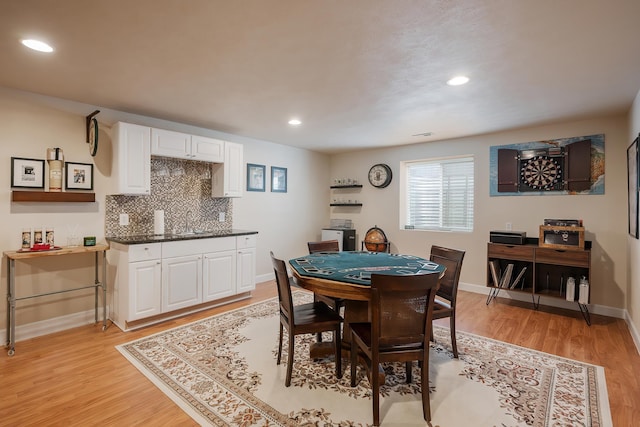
<box><xmin>401</xmin><ymin>156</ymin><xmax>474</xmax><ymax>232</ymax></box>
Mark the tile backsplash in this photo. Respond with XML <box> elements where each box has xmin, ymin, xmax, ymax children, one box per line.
<box><xmin>105</xmin><ymin>157</ymin><xmax>232</xmax><ymax>236</ymax></box>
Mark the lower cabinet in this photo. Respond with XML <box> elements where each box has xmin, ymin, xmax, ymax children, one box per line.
<box><xmin>109</xmin><ymin>234</ymin><xmax>257</xmax><ymax>331</ymax></box>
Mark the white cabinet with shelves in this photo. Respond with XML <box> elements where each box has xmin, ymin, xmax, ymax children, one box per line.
<box><xmin>111</xmin><ymin>122</ymin><xmax>151</xmax><ymax>195</ymax></box>
<box><xmin>108</xmin><ymin>234</ymin><xmax>257</xmax><ymax>331</ymax></box>
<box><xmin>151</xmin><ymin>128</ymin><xmax>225</xmax><ymax>162</ymax></box>
<box><xmin>212</xmin><ymin>141</ymin><xmax>243</xmax><ymax>197</ymax></box>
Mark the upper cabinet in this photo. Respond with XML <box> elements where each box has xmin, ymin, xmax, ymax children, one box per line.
<box><xmin>112</xmin><ymin>122</ymin><xmax>151</xmax><ymax>195</ymax></box>
<box><xmin>212</xmin><ymin>141</ymin><xmax>243</xmax><ymax>197</ymax></box>
<box><xmin>151</xmin><ymin>128</ymin><xmax>224</xmax><ymax>163</ymax></box>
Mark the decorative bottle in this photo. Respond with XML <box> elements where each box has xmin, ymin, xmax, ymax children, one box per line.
<box><xmin>566</xmin><ymin>277</ymin><xmax>575</xmax><ymax>302</ymax></box>
<box><xmin>578</xmin><ymin>276</ymin><xmax>589</xmax><ymax>304</ymax></box>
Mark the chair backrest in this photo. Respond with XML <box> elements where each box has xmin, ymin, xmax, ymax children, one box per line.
<box><xmin>307</xmin><ymin>239</ymin><xmax>340</xmax><ymax>253</ymax></box>
<box><xmin>429</xmin><ymin>245</ymin><xmax>465</xmax><ymax>303</ymax></box>
<box><xmin>370</xmin><ymin>273</ymin><xmax>440</xmax><ymax>349</ymax></box>
<box><xmin>270</xmin><ymin>251</ymin><xmax>294</xmax><ymax>323</ymax></box>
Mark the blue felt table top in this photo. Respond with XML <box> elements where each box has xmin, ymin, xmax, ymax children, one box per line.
<box><xmin>289</xmin><ymin>251</ymin><xmax>444</xmax><ymax>285</ymax></box>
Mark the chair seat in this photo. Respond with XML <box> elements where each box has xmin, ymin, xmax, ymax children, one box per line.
<box><xmin>292</xmin><ymin>302</ymin><xmax>343</xmax><ymax>328</ymax></box>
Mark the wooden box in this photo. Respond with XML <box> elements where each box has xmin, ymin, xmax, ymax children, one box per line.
<box><xmin>539</xmin><ymin>225</ymin><xmax>585</xmax><ymax>250</ymax></box>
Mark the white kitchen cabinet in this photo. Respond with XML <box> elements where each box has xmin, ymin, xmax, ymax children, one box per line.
<box><xmin>130</xmin><ymin>259</ymin><xmax>162</xmax><ymax>320</ymax></box>
<box><xmin>203</xmin><ymin>249</ymin><xmax>236</xmax><ymax>301</ymax></box>
<box><xmin>111</xmin><ymin>122</ymin><xmax>151</xmax><ymax>195</ymax></box>
<box><xmin>212</xmin><ymin>141</ymin><xmax>243</xmax><ymax>197</ymax></box>
<box><xmin>151</xmin><ymin>128</ymin><xmax>225</xmax><ymax>162</ymax></box>
<box><xmin>236</xmin><ymin>234</ymin><xmax>257</xmax><ymax>293</ymax></box>
<box><xmin>162</xmin><ymin>254</ymin><xmax>202</xmax><ymax>312</ymax></box>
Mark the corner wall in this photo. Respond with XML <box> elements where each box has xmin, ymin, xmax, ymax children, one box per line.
<box><xmin>628</xmin><ymin>89</ymin><xmax>640</xmax><ymax>350</ymax></box>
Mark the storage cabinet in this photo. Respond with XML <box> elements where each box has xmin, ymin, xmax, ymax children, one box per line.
<box><xmin>486</xmin><ymin>241</ymin><xmax>591</xmax><ymax>324</ymax></box>
<box><xmin>212</xmin><ymin>141</ymin><xmax>243</xmax><ymax>197</ymax></box>
<box><xmin>108</xmin><ymin>234</ymin><xmax>257</xmax><ymax>331</ymax></box>
<box><xmin>111</xmin><ymin>122</ymin><xmax>151</xmax><ymax>195</ymax></box>
<box><xmin>151</xmin><ymin>128</ymin><xmax>225</xmax><ymax>162</ymax></box>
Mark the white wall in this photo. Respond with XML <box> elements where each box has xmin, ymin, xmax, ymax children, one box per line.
<box><xmin>628</xmin><ymin>89</ymin><xmax>640</xmax><ymax>347</ymax></box>
<box><xmin>330</xmin><ymin>115</ymin><xmax>629</xmax><ymax>311</ymax></box>
<box><xmin>0</xmin><ymin>87</ymin><xmax>330</xmax><ymax>334</ymax></box>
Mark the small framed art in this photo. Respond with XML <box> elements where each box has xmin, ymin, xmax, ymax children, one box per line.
<box><xmin>65</xmin><ymin>162</ymin><xmax>94</xmax><ymax>190</ymax></box>
<box><xmin>271</xmin><ymin>166</ymin><xmax>287</xmax><ymax>193</ymax></box>
<box><xmin>11</xmin><ymin>157</ymin><xmax>45</xmax><ymax>189</ymax></box>
<box><xmin>247</xmin><ymin>163</ymin><xmax>265</xmax><ymax>192</ymax></box>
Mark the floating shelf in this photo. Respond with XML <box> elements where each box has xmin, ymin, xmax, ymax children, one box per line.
<box><xmin>12</xmin><ymin>191</ymin><xmax>96</xmax><ymax>203</ymax></box>
<box><xmin>330</xmin><ymin>184</ymin><xmax>363</xmax><ymax>189</ymax></box>
<box><xmin>330</xmin><ymin>203</ymin><xmax>363</xmax><ymax>207</ymax></box>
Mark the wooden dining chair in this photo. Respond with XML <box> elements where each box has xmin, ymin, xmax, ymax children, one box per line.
<box><xmin>429</xmin><ymin>245</ymin><xmax>465</xmax><ymax>358</ymax></box>
<box><xmin>350</xmin><ymin>272</ymin><xmax>440</xmax><ymax>425</ymax></box>
<box><xmin>270</xmin><ymin>251</ymin><xmax>343</xmax><ymax>386</ymax></box>
<box><xmin>307</xmin><ymin>240</ymin><xmax>344</xmax><ymax>323</ymax></box>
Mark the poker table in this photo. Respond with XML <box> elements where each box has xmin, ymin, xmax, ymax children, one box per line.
<box><xmin>289</xmin><ymin>251</ymin><xmax>445</xmax><ymax>302</ymax></box>
<box><xmin>289</xmin><ymin>251</ymin><xmax>445</xmax><ymax>367</ymax></box>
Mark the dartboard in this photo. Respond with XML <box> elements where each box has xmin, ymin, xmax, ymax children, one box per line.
<box><xmin>520</xmin><ymin>156</ymin><xmax>561</xmax><ymax>190</ymax></box>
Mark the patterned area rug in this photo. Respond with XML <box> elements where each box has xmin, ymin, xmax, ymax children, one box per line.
<box><xmin>117</xmin><ymin>292</ymin><xmax>612</xmax><ymax>426</ymax></box>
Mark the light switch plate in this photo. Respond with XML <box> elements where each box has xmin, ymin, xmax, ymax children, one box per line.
<box><xmin>119</xmin><ymin>213</ymin><xmax>129</xmax><ymax>226</ymax></box>
<box><xmin>218</xmin><ymin>212</ymin><xmax>225</xmax><ymax>222</ymax></box>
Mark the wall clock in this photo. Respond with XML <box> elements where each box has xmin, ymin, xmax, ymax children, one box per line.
<box><xmin>368</xmin><ymin>163</ymin><xmax>392</xmax><ymax>188</ymax></box>
<box><xmin>86</xmin><ymin>110</ymin><xmax>100</xmax><ymax>157</ymax></box>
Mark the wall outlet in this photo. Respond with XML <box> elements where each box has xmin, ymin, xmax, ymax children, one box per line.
<box><xmin>218</xmin><ymin>212</ymin><xmax>225</xmax><ymax>222</ymax></box>
<box><xmin>119</xmin><ymin>213</ymin><xmax>129</xmax><ymax>226</ymax></box>
<box><xmin>505</xmin><ymin>222</ymin><xmax>512</xmax><ymax>231</ymax></box>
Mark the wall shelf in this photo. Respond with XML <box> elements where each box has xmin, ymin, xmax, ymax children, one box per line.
<box><xmin>330</xmin><ymin>184</ymin><xmax>363</xmax><ymax>189</ymax></box>
<box><xmin>12</xmin><ymin>191</ymin><xmax>96</xmax><ymax>203</ymax></box>
<box><xmin>330</xmin><ymin>203</ymin><xmax>362</xmax><ymax>207</ymax></box>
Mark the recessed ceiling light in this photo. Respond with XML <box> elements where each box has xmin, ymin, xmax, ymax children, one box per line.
<box><xmin>21</xmin><ymin>39</ymin><xmax>54</xmax><ymax>53</ymax></box>
<box><xmin>447</xmin><ymin>76</ymin><xmax>469</xmax><ymax>86</ymax></box>
<box><xmin>288</xmin><ymin>119</ymin><xmax>302</xmax><ymax>126</ymax></box>
<box><xmin>412</xmin><ymin>132</ymin><xmax>433</xmax><ymax>137</ymax></box>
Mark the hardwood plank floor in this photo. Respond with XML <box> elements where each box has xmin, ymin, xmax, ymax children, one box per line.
<box><xmin>1</xmin><ymin>282</ymin><xmax>638</xmax><ymax>426</ymax></box>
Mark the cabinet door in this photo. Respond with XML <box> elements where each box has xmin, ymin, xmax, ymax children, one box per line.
<box><xmin>129</xmin><ymin>259</ymin><xmax>162</xmax><ymax>320</ymax></box>
<box><xmin>162</xmin><ymin>255</ymin><xmax>202</xmax><ymax>312</ymax></box>
<box><xmin>112</xmin><ymin>122</ymin><xmax>151</xmax><ymax>195</ymax></box>
<box><xmin>151</xmin><ymin>128</ymin><xmax>192</xmax><ymax>160</ymax></box>
<box><xmin>236</xmin><ymin>247</ymin><xmax>256</xmax><ymax>293</ymax></box>
<box><xmin>212</xmin><ymin>142</ymin><xmax>244</xmax><ymax>197</ymax></box>
<box><xmin>192</xmin><ymin>135</ymin><xmax>224</xmax><ymax>162</ymax></box>
<box><xmin>202</xmin><ymin>250</ymin><xmax>236</xmax><ymax>301</ymax></box>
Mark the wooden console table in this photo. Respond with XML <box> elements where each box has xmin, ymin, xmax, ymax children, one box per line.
<box><xmin>486</xmin><ymin>241</ymin><xmax>591</xmax><ymax>325</ymax></box>
<box><xmin>4</xmin><ymin>244</ymin><xmax>109</xmax><ymax>356</ymax></box>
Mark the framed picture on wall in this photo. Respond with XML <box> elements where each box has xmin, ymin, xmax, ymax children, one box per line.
<box><xmin>271</xmin><ymin>166</ymin><xmax>287</xmax><ymax>193</ymax></box>
<box><xmin>247</xmin><ymin>163</ymin><xmax>265</xmax><ymax>192</ymax></box>
<box><xmin>65</xmin><ymin>162</ymin><xmax>94</xmax><ymax>190</ymax></box>
<box><xmin>628</xmin><ymin>135</ymin><xmax>640</xmax><ymax>238</ymax></box>
<box><xmin>10</xmin><ymin>157</ymin><xmax>45</xmax><ymax>189</ymax></box>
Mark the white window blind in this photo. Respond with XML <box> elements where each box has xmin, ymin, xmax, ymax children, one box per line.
<box><xmin>404</xmin><ymin>156</ymin><xmax>474</xmax><ymax>232</ymax></box>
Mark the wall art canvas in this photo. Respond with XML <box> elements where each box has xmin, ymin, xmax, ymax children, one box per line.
<box><xmin>489</xmin><ymin>134</ymin><xmax>605</xmax><ymax>196</ymax></box>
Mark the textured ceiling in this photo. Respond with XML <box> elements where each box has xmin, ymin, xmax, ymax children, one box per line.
<box><xmin>1</xmin><ymin>0</ymin><xmax>640</xmax><ymax>153</ymax></box>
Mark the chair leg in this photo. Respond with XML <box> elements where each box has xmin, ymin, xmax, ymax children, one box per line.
<box><xmin>405</xmin><ymin>361</ymin><xmax>412</xmax><ymax>383</ymax></box>
<box><xmin>350</xmin><ymin>334</ymin><xmax>357</xmax><ymax>387</ymax></box>
<box><xmin>372</xmin><ymin>353</ymin><xmax>380</xmax><ymax>426</ymax></box>
<box><xmin>421</xmin><ymin>355</ymin><xmax>431</xmax><ymax>422</ymax></box>
<box><xmin>277</xmin><ymin>322</ymin><xmax>283</xmax><ymax>365</ymax></box>
<box><xmin>449</xmin><ymin>314</ymin><xmax>458</xmax><ymax>358</ymax></box>
<box><xmin>286</xmin><ymin>331</ymin><xmax>295</xmax><ymax>387</ymax></box>
<box><xmin>334</xmin><ymin>326</ymin><xmax>342</xmax><ymax>379</ymax></box>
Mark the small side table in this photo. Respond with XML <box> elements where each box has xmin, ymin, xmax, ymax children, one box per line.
<box><xmin>4</xmin><ymin>244</ymin><xmax>109</xmax><ymax>356</ymax></box>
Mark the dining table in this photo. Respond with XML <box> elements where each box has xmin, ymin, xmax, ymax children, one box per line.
<box><xmin>289</xmin><ymin>250</ymin><xmax>446</xmax><ymax>369</ymax></box>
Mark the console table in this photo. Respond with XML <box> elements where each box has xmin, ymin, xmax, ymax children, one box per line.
<box><xmin>486</xmin><ymin>241</ymin><xmax>591</xmax><ymax>325</ymax></box>
<box><xmin>4</xmin><ymin>244</ymin><xmax>109</xmax><ymax>356</ymax></box>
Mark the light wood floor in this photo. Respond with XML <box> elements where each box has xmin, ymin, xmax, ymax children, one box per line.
<box><xmin>1</xmin><ymin>281</ymin><xmax>638</xmax><ymax>426</ymax></box>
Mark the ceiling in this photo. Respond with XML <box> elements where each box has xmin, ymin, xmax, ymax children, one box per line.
<box><xmin>2</xmin><ymin>1</ymin><xmax>640</xmax><ymax>154</ymax></box>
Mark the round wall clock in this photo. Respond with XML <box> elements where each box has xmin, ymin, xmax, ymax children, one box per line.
<box><xmin>368</xmin><ymin>163</ymin><xmax>392</xmax><ymax>188</ymax></box>
<box><xmin>88</xmin><ymin>118</ymin><xmax>99</xmax><ymax>157</ymax></box>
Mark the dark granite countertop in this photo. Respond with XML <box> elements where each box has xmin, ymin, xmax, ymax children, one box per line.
<box><xmin>106</xmin><ymin>229</ymin><xmax>258</xmax><ymax>245</ymax></box>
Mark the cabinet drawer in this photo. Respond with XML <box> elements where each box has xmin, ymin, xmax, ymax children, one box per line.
<box><xmin>535</xmin><ymin>248</ymin><xmax>590</xmax><ymax>267</ymax></box>
<box><xmin>487</xmin><ymin>243</ymin><xmax>534</xmax><ymax>261</ymax></box>
<box><xmin>128</xmin><ymin>243</ymin><xmax>162</xmax><ymax>262</ymax></box>
<box><xmin>163</xmin><ymin>237</ymin><xmax>235</xmax><ymax>258</ymax></box>
<box><xmin>236</xmin><ymin>234</ymin><xmax>256</xmax><ymax>249</ymax></box>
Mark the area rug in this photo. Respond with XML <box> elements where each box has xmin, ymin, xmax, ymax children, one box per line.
<box><xmin>116</xmin><ymin>292</ymin><xmax>612</xmax><ymax>426</ymax></box>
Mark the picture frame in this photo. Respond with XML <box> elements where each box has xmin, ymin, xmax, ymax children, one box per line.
<box><xmin>246</xmin><ymin>163</ymin><xmax>265</xmax><ymax>192</ymax></box>
<box><xmin>271</xmin><ymin>166</ymin><xmax>287</xmax><ymax>193</ymax></box>
<box><xmin>65</xmin><ymin>162</ymin><xmax>94</xmax><ymax>190</ymax></box>
<box><xmin>11</xmin><ymin>157</ymin><xmax>45</xmax><ymax>189</ymax></box>
<box><xmin>627</xmin><ymin>136</ymin><xmax>639</xmax><ymax>238</ymax></box>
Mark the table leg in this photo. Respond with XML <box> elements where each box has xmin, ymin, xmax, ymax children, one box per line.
<box><xmin>7</xmin><ymin>258</ymin><xmax>16</xmax><ymax>356</ymax></box>
<box><xmin>102</xmin><ymin>250</ymin><xmax>107</xmax><ymax>331</ymax></box>
<box><xmin>94</xmin><ymin>252</ymin><xmax>99</xmax><ymax>324</ymax></box>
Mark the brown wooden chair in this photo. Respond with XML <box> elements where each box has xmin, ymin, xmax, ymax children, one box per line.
<box><xmin>270</xmin><ymin>251</ymin><xmax>343</xmax><ymax>386</ymax></box>
<box><xmin>307</xmin><ymin>240</ymin><xmax>345</xmax><ymax>326</ymax></box>
<box><xmin>350</xmin><ymin>272</ymin><xmax>440</xmax><ymax>425</ymax></box>
<box><xmin>429</xmin><ymin>245</ymin><xmax>465</xmax><ymax>358</ymax></box>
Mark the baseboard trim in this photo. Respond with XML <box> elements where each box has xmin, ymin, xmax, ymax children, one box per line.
<box><xmin>0</xmin><ymin>308</ymin><xmax>103</xmax><ymax>344</ymax></box>
<box><xmin>624</xmin><ymin>310</ymin><xmax>640</xmax><ymax>355</ymax></box>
